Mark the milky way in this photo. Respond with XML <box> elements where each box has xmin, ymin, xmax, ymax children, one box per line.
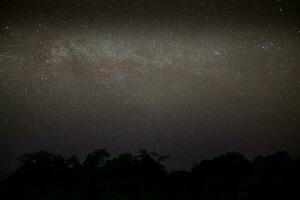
<box><xmin>0</xmin><ymin>0</ymin><xmax>300</xmax><ymax>174</ymax></box>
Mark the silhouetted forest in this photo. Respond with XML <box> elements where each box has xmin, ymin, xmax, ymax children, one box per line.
<box><xmin>1</xmin><ymin>149</ymin><xmax>299</xmax><ymax>200</ymax></box>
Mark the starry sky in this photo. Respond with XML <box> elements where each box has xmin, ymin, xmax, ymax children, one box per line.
<box><xmin>0</xmin><ymin>0</ymin><xmax>300</xmax><ymax>175</ymax></box>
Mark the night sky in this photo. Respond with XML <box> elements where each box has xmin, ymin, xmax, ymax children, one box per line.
<box><xmin>0</xmin><ymin>0</ymin><xmax>299</xmax><ymax>175</ymax></box>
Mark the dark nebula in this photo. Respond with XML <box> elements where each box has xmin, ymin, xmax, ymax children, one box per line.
<box><xmin>0</xmin><ymin>0</ymin><xmax>299</xmax><ymax>175</ymax></box>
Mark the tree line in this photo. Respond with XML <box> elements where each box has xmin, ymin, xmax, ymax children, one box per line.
<box><xmin>1</xmin><ymin>149</ymin><xmax>299</xmax><ymax>200</ymax></box>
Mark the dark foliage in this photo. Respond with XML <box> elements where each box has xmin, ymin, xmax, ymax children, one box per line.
<box><xmin>1</xmin><ymin>150</ymin><xmax>299</xmax><ymax>200</ymax></box>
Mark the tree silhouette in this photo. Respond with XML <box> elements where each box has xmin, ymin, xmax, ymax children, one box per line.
<box><xmin>1</xmin><ymin>149</ymin><xmax>299</xmax><ymax>200</ymax></box>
